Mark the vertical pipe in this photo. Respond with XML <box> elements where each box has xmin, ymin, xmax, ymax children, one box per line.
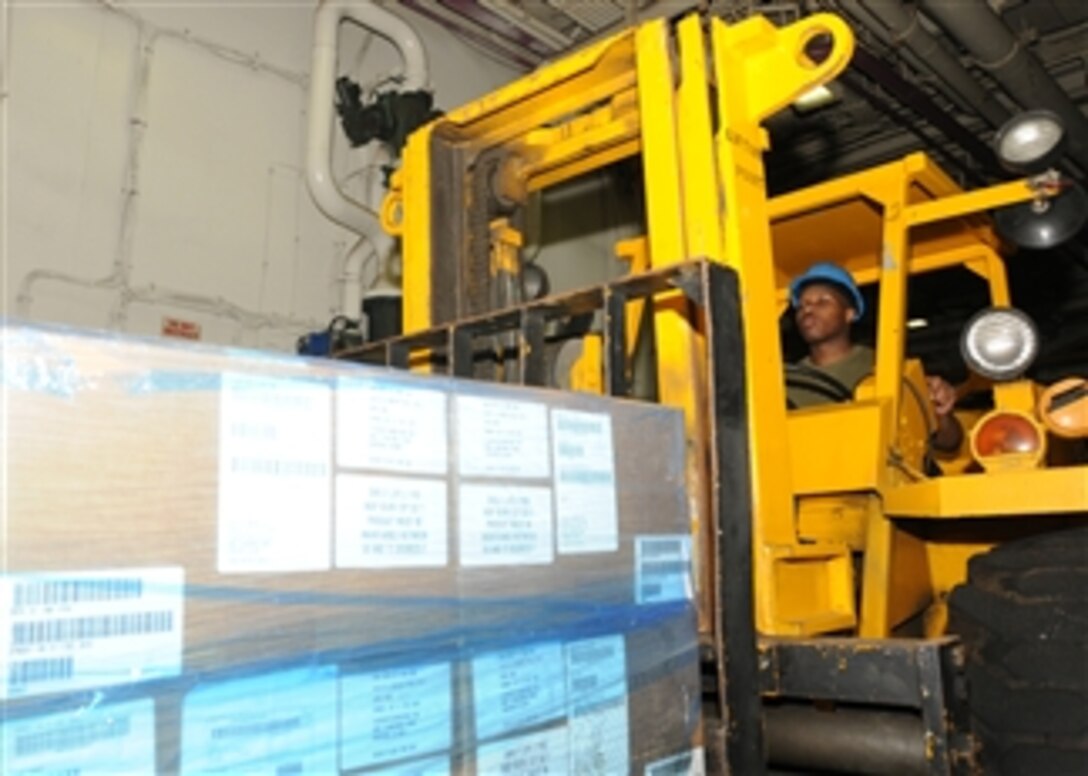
<box><xmin>306</xmin><ymin>0</ymin><xmax>429</xmax><ymax>238</ymax></box>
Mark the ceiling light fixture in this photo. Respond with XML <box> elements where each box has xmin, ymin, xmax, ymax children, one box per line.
<box><xmin>792</xmin><ymin>83</ymin><xmax>839</xmax><ymax>113</ymax></box>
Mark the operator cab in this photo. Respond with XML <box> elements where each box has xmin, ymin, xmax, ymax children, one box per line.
<box><xmin>771</xmin><ymin>110</ymin><xmax>1087</xmax><ymax>482</ymax></box>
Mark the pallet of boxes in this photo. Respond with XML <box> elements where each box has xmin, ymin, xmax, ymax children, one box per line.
<box><xmin>1</xmin><ymin>322</ymin><xmax>705</xmax><ymax>775</ymax></box>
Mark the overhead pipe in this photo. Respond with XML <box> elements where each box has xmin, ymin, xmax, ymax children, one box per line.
<box><xmin>848</xmin><ymin>46</ymin><xmax>999</xmax><ymax>180</ymax></box>
<box><xmin>918</xmin><ymin>0</ymin><xmax>1088</xmax><ymax>174</ymax></box>
<box><xmin>306</xmin><ymin>0</ymin><xmax>428</xmax><ymax>240</ymax></box>
<box><xmin>854</xmin><ymin>0</ymin><xmax>1010</xmax><ymax>129</ymax></box>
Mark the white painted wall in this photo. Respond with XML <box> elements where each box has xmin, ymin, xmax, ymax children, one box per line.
<box><xmin>3</xmin><ymin>0</ymin><xmax>523</xmax><ymax>350</ymax></box>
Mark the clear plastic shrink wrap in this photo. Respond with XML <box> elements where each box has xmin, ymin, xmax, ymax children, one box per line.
<box><xmin>1</xmin><ymin>322</ymin><xmax>704</xmax><ymax>775</ymax></box>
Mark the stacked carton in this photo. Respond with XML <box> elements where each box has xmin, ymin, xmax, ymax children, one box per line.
<box><xmin>1</xmin><ymin>322</ymin><xmax>704</xmax><ymax>774</ymax></box>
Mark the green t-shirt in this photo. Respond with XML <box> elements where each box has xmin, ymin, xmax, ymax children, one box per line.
<box><xmin>786</xmin><ymin>345</ymin><xmax>875</xmax><ymax>409</ymax></box>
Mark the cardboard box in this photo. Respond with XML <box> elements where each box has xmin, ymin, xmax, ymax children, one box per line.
<box><xmin>1</xmin><ymin>322</ymin><xmax>702</xmax><ymax>774</ymax></box>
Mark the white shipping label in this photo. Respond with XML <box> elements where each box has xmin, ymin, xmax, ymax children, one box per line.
<box><xmin>181</xmin><ymin>665</ymin><xmax>338</xmax><ymax>775</ymax></box>
<box><xmin>459</xmin><ymin>485</ymin><xmax>554</xmax><ymax>567</ymax></box>
<box><xmin>569</xmin><ymin>700</ymin><xmax>629</xmax><ymax>776</ymax></box>
<box><xmin>0</xmin><ymin>567</ymin><xmax>184</xmax><ymax>700</ymax></box>
<box><xmin>551</xmin><ymin>410</ymin><xmax>618</xmax><ymax>554</ymax></box>
<box><xmin>218</xmin><ymin>373</ymin><xmax>332</xmax><ymax>573</ymax></box>
<box><xmin>565</xmin><ymin>634</ymin><xmax>627</xmax><ymax>713</ymax></box>
<box><xmin>340</xmin><ymin>662</ymin><xmax>452</xmax><ymax>770</ymax></box>
<box><xmin>645</xmin><ymin>747</ymin><xmax>707</xmax><ymax>776</ymax></box>
<box><xmin>337</xmin><ymin>379</ymin><xmax>448</xmax><ymax>475</ymax></box>
<box><xmin>472</xmin><ymin>642</ymin><xmax>566</xmax><ymax>741</ymax></box>
<box><xmin>635</xmin><ymin>535</ymin><xmax>694</xmax><ymax>605</ymax></box>
<box><xmin>1</xmin><ymin>698</ymin><xmax>156</xmax><ymax>776</ymax></box>
<box><xmin>456</xmin><ymin>396</ymin><xmax>550</xmax><ymax>478</ymax></box>
<box><xmin>336</xmin><ymin>474</ymin><xmax>448</xmax><ymax>568</ymax></box>
<box><xmin>566</xmin><ymin>637</ymin><xmax>629</xmax><ymax>776</ymax></box>
<box><xmin>475</xmin><ymin>726</ymin><xmax>569</xmax><ymax>776</ymax></box>
<box><xmin>366</xmin><ymin>754</ymin><xmax>451</xmax><ymax>776</ymax></box>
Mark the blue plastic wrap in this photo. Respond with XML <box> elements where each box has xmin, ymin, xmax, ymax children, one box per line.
<box><xmin>1</xmin><ymin>321</ymin><xmax>704</xmax><ymax>775</ymax></box>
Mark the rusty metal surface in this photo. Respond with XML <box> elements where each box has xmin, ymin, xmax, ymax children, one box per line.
<box><xmin>758</xmin><ymin>636</ymin><xmax>976</xmax><ymax>775</ymax></box>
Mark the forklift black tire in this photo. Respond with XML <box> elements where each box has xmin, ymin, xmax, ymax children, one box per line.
<box><xmin>947</xmin><ymin>524</ymin><xmax>1088</xmax><ymax>775</ymax></box>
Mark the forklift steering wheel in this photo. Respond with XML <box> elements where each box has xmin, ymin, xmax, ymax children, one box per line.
<box><xmin>784</xmin><ymin>363</ymin><xmax>855</xmax><ymax>404</ymax></box>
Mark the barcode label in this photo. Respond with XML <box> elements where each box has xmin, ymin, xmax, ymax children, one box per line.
<box><xmin>11</xmin><ymin>611</ymin><xmax>173</xmax><ymax>646</ymax></box>
<box><xmin>14</xmin><ymin>713</ymin><xmax>131</xmax><ymax>757</ymax></box>
<box><xmin>645</xmin><ymin>747</ymin><xmax>706</xmax><ymax>776</ymax></box>
<box><xmin>13</xmin><ymin>578</ymin><xmax>143</xmax><ymax>608</ymax></box>
<box><xmin>228</xmin><ymin>457</ymin><xmax>327</xmax><ymax>477</ymax></box>
<box><xmin>1</xmin><ymin>567</ymin><xmax>184</xmax><ymax>700</ymax></box>
<box><xmin>639</xmin><ymin>560</ymin><xmax>690</xmax><ymax>576</ymax></box>
<box><xmin>210</xmin><ymin>717</ymin><xmax>303</xmax><ymax>740</ymax></box>
<box><xmin>8</xmin><ymin>657</ymin><xmax>74</xmax><ymax>689</ymax></box>
<box><xmin>180</xmin><ymin>666</ymin><xmax>337</xmax><ymax>775</ymax></box>
<box><xmin>1</xmin><ymin>698</ymin><xmax>155</xmax><ymax>773</ymax></box>
<box><xmin>635</xmin><ymin>536</ymin><xmax>693</xmax><ymax>605</ymax></box>
<box><xmin>639</xmin><ymin>538</ymin><xmax>683</xmax><ymax>558</ymax></box>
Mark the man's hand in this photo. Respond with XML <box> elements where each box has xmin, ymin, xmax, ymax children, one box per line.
<box><xmin>926</xmin><ymin>375</ymin><xmax>963</xmax><ymax>453</ymax></box>
<box><xmin>926</xmin><ymin>376</ymin><xmax>957</xmax><ymax>416</ymax></box>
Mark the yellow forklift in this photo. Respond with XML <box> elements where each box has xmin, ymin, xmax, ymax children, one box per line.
<box><xmin>339</xmin><ymin>10</ymin><xmax>1088</xmax><ymax>774</ymax></box>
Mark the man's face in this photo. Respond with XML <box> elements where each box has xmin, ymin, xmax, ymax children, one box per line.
<box><xmin>795</xmin><ymin>282</ymin><xmax>854</xmax><ymax>345</ymax></box>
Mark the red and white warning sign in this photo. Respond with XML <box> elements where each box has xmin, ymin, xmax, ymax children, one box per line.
<box><xmin>161</xmin><ymin>317</ymin><xmax>202</xmax><ymax>341</ymax></box>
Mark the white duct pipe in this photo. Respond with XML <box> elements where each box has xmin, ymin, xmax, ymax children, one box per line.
<box><xmin>340</xmin><ymin>143</ymin><xmax>396</xmax><ymax>315</ymax></box>
<box><xmin>340</xmin><ymin>238</ymin><xmax>372</xmax><ymax>318</ymax></box>
<box><xmin>306</xmin><ymin>0</ymin><xmax>428</xmax><ymax>240</ymax></box>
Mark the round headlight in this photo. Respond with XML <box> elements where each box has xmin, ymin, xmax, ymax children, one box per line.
<box><xmin>993</xmin><ymin>110</ymin><xmax>1066</xmax><ymax>173</ymax></box>
<box><xmin>960</xmin><ymin>307</ymin><xmax>1039</xmax><ymax>381</ymax></box>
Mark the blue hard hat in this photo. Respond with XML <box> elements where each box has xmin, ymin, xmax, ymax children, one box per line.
<box><xmin>790</xmin><ymin>262</ymin><xmax>865</xmax><ymax>318</ymax></box>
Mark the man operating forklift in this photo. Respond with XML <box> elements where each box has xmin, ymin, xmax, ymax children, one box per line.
<box><xmin>785</xmin><ymin>262</ymin><xmax>963</xmax><ymax>453</ymax></box>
